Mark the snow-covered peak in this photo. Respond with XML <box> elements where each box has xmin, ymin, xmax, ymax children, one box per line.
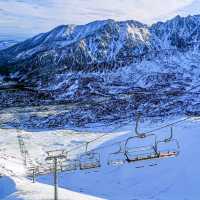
<box><xmin>151</xmin><ymin>14</ymin><xmax>200</xmax><ymax>49</ymax></box>
<box><xmin>0</xmin><ymin>40</ymin><xmax>17</xmax><ymax>50</ymax></box>
<box><xmin>29</xmin><ymin>20</ymin><xmax>115</xmax><ymax>45</ymax></box>
<box><xmin>28</xmin><ymin>19</ymin><xmax>147</xmax><ymax>47</ymax></box>
<box><xmin>0</xmin><ymin>19</ymin><xmax>151</xmax><ymax>67</ymax></box>
<box><xmin>1</xmin><ymin>15</ymin><xmax>200</xmax><ymax>72</ymax></box>
<box><xmin>47</xmin><ymin>20</ymin><xmax>146</xmax><ymax>41</ymax></box>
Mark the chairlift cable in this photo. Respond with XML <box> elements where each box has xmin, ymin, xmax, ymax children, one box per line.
<box><xmin>55</xmin><ymin>81</ymin><xmax>200</xmax><ymax>156</ymax></box>
<box><xmin>92</xmin><ymin>116</ymin><xmax>193</xmax><ymax>152</ymax></box>
<box><xmin>66</xmin><ymin>116</ymin><xmax>192</xmax><ymax>156</ymax></box>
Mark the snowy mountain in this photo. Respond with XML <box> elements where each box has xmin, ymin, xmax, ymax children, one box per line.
<box><xmin>1</xmin><ymin>15</ymin><xmax>200</xmax><ymax>200</ymax></box>
<box><xmin>0</xmin><ymin>15</ymin><xmax>200</xmax><ymax>128</ymax></box>
<box><xmin>0</xmin><ymin>19</ymin><xmax>151</xmax><ymax>72</ymax></box>
<box><xmin>151</xmin><ymin>15</ymin><xmax>200</xmax><ymax>49</ymax></box>
<box><xmin>1</xmin><ymin>15</ymin><xmax>200</xmax><ymax>72</ymax></box>
<box><xmin>0</xmin><ymin>40</ymin><xmax>18</xmax><ymax>51</ymax></box>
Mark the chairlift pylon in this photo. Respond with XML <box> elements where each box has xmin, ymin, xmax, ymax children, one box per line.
<box><xmin>107</xmin><ymin>142</ymin><xmax>126</xmax><ymax>166</ymax></box>
<box><xmin>79</xmin><ymin>142</ymin><xmax>101</xmax><ymax>170</ymax></box>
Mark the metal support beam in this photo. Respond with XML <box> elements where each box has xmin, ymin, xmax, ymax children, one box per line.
<box><xmin>45</xmin><ymin>150</ymin><xmax>66</xmax><ymax>200</ymax></box>
<box><xmin>32</xmin><ymin>168</ymin><xmax>36</xmax><ymax>183</ymax></box>
<box><xmin>54</xmin><ymin>158</ymin><xmax>58</xmax><ymax>200</ymax></box>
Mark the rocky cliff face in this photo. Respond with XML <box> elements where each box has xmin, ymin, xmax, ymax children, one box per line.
<box><xmin>0</xmin><ymin>15</ymin><xmax>200</xmax><ymax>129</ymax></box>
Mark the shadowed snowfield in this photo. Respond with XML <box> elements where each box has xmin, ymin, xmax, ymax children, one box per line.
<box><xmin>0</xmin><ymin>117</ymin><xmax>200</xmax><ymax>200</ymax></box>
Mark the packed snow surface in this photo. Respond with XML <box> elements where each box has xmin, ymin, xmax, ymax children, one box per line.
<box><xmin>0</xmin><ymin>117</ymin><xmax>200</xmax><ymax>200</ymax></box>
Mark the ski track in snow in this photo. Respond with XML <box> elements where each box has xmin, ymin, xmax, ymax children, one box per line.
<box><xmin>0</xmin><ymin>118</ymin><xmax>200</xmax><ymax>200</ymax></box>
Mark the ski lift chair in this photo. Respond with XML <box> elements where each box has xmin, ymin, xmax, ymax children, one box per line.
<box><xmin>27</xmin><ymin>166</ymin><xmax>39</xmax><ymax>178</ymax></box>
<box><xmin>125</xmin><ymin>134</ymin><xmax>158</xmax><ymax>162</ymax></box>
<box><xmin>79</xmin><ymin>142</ymin><xmax>101</xmax><ymax>170</ymax></box>
<box><xmin>60</xmin><ymin>152</ymin><xmax>78</xmax><ymax>172</ymax></box>
<box><xmin>45</xmin><ymin>149</ymin><xmax>66</xmax><ymax>173</ymax></box>
<box><xmin>156</xmin><ymin>127</ymin><xmax>180</xmax><ymax>158</ymax></box>
<box><xmin>45</xmin><ymin>159</ymin><xmax>65</xmax><ymax>173</ymax></box>
<box><xmin>125</xmin><ymin>113</ymin><xmax>159</xmax><ymax>163</ymax></box>
<box><xmin>37</xmin><ymin>165</ymin><xmax>51</xmax><ymax>175</ymax></box>
<box><xmin>107</xmin><ymin>142</ymin><xmax>126</xmax><ymax>166</ymax></box>
<box><xmin>56</xmin><ymin>161</ymin><xmax>63</xmax><ymax>172</ymax></box>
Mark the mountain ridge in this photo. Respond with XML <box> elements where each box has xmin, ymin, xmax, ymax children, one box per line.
<box><xmin>1</xmin><ymin>15</ymin><xmax>200</xmax><ymax>73</ymax></box>
<box><xmin>0</xmin><ymin>40</ymin><xmax>18</xmax><ymax>51</ymax></box>
<box><xmin>0</xmin><ymin>14</ymin><xmax>200</xmax><ymax>129</ymax></box>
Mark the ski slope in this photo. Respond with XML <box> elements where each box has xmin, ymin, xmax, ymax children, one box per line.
<box><xmin>0</xmin><ymin>117</ymin><xmax>200</xmax><ymax>200</ymax></box>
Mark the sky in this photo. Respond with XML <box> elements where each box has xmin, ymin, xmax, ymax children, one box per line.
<box><xmin>0</xmin><ymin>0</ymin><xmax>199</xmax><ymax>40</ymax></box>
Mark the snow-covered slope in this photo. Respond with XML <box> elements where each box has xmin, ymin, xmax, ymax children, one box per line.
<box><xmin>1</xmin><ymin>117</ymin><xmax>200</xmax><ymax>200</ymax></box>
<box><xmin>0</xmin><ymin>14</ymin><xmax>200</xmax><ymax>200</ymax></box>
<box><xmin>0</xmin><ymin>176</ymin><xmax>16</xmax><ymax>199</ymax></box>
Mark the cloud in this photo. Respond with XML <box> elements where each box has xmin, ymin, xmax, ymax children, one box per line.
<box><xmin>170</xmin><ymin>0</ymin><xmax>200</xmax><ymax>17</ymax></box>
<box><xmin>0</xmin><ymin>0</ymin><xmax>196</xmax><ymax>40</ymax></box>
